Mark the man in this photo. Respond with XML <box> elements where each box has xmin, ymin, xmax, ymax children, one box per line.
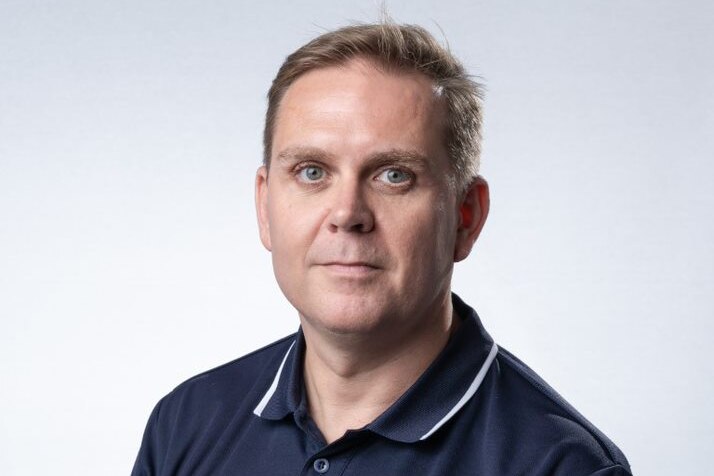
<box><xmin>133</xmin><ymin>22</ymin><xmax>632</xmax><ymax>475</ymax></box>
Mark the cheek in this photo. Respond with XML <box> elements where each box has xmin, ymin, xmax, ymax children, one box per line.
<box><xmin>388</xmin><ymin>201</ymin><xmax>455</xmax><ymax>261</ymax></box>
<box><xmin>266</xmin><ymin>200</ymin><xmax>295</xmax><ymax>264</ymax></box>
<box><xmin>267</xmin><ymin>196</ymin><xmax>323</xmax><ymax>258</ymax></box>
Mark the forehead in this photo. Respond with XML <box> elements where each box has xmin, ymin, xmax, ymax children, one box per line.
<box><xmin>271</xmin><ymin>58</ymin><xmax>449</xmax><ymax>166</ymax></box>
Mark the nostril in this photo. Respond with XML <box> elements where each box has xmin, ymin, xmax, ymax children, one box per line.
<box><xmin>327</xmin><ymin>205</ymin><xmax>374</xmax><ymax>233</ymax></box>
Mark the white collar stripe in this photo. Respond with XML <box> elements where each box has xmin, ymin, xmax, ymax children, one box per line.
<box><xmin>419</xmin><ymin>342</ymin><xmax>499</xmax><ymax>440</ymax></box>
<box><xmin>253</xmin><ymin>341</ymin><xmax>296</xmax><ymax>417</ymax></box>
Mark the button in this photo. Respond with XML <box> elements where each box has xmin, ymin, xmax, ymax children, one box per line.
<box><xmin>313</xmin><ymin>458</ymin><xmax>330</xmax><ymax>473</ymax></box>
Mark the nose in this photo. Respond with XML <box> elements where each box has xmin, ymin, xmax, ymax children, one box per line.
<box><xmin>327</xmin><ymin>178</ymin><xmax>375</xmax><ymax>233</ymax></box>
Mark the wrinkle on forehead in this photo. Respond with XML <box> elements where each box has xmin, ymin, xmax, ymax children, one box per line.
<box><xmin>272</xmin><ymin>57</ymin><xmax>449</xmax><ymax>161</ymax></box>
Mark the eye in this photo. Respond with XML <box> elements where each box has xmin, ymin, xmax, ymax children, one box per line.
<box><xmin>297</xmin><ymin>165</ymin><xmax>325</xmax><ymax>182</ymax></box>
<box><xmin>377</xmin><ymin>168</ymin><xmax>411</xmax><ymax>185</ymax></box>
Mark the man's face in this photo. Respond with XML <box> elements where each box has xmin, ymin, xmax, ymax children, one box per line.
<box><xmin>256</xmin><ymin>58</ymin><xmax>485</xmax><ymax>336</ymax></box>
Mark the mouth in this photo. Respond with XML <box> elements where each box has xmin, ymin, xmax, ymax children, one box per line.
<box><xmin>319</xmin><ymin>261</ymin><xmax>381</xmax><ymax>276</ymax></box>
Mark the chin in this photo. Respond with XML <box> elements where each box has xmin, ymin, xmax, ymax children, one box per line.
<box><xmin>299</xmin><ymin>293</ymin><xmax>398</xmax><ymax>336</ymax></box>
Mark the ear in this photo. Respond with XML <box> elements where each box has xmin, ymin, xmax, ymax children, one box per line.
<box><xmin>454</xmin><ymin>176</ymin><xmax>489</xmax><ymax>262</ymax></box>
<box><xmin>255</xmin><ymin>165</ymin><xmax>272</xmax><ymax>251</ymax></box>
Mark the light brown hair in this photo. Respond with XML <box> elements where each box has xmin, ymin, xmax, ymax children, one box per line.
<box><xmin>263</xmin><ymin>22</ymin><xmax>484</xmax><ymax>192</ymax></box>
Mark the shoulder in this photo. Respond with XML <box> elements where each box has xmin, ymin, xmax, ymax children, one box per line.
<box><xmin>131</xmin><ymin>334</ymin><xmax>297</xmax><ymax>475</ymax></box>
<box><xmin>153</xmin><ymin>333</ymin><xmax>296</xmax><ymax>427</ymax></box>
<box><xmin>482</xmin><ymin>346</ymin><xmax>632</xmax><ymax>475</ymax></box>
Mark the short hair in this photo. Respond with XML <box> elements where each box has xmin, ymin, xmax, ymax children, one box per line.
<box><xmin>263</xmin><ymin>22</ymin><xmax>484</xmax><ymax>193</ymax></box>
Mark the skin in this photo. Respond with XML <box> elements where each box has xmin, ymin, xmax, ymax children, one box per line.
<box><xmin>255</xmin><ymin>58</ymin><xmax>489</xmax><ymax>443</ymax></box>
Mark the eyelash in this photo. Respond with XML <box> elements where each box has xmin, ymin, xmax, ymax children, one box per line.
<box><xmin>293</xmin><ymin>162</ymin><xmax>327</xmax><ymax>184</ymax></box>
<box><xmin>291</xmin><ymin>162</ymin><xmax>415</xmax><ymax>189</ymax></box>
<box><xmin>376</xmin><ymin>167</ymin><xmax>413</xmax><ymax>186</ymax></box>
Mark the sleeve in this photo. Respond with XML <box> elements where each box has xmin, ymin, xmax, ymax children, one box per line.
<box><xmin>131</xmin><ymin>398</ymin><xmax>165</xmax><ymax>476</ymax></box>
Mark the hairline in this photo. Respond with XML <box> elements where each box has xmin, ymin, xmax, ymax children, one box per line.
<box><xmin>265</xmin><ymin>55</ymin><xmax>458</xmax><ymax>187</ymax></box>
<box><xmin>263</xmin><ymin>23</ymin><xmax>483</xmax><ymax>195</ymax></box>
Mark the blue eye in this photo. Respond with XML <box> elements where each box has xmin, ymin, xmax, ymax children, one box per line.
<box><xmin>378</xmin><ymin>168</ymin><xmax>410</xmax><ymax>184</ymax></box>
<box><xmin>299</xmin><ymin>166</ymin><xmax>324</xmax><ymax>182</ymax></box>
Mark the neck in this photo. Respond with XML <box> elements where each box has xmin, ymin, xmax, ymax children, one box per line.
<box><xmin>300</xmin><ymin>292</ymin><xmax>458</xmax><ymax>443</ymax></box>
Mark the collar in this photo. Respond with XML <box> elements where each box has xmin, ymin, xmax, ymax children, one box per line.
<box><xmin>253</xmin><ymin>293</ymin><xmax>499</xmax><ymax>443</ymax></box>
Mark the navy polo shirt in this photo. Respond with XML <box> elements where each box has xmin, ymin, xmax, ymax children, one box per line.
<box><xmin>132</xmin><ymin>295</ymin><xmax>632</xmax><ymax>475</ymax></box>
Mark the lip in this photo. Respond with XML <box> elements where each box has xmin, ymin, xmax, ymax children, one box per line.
<box><xmin>319</xmin><ymin>262</ymin><xmax>380</xmax><ymax>277</ymax></box>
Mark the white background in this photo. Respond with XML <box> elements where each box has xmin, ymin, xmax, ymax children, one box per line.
<box><xmin>1</xmin><ymin>1</ymin><xmax>712</xmax><ymax>474</ymax></box>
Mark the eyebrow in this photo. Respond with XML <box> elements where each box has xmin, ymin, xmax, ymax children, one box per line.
<box><xmin>366</xmin><ymin>149</ymin><xmax>432</xmax><ymax>169</ymax></box>
<box><xmin>275</xmin><ymin>147</ymin><xmax>432</xmax><ymax>168</ymax></box>
<box><xmin>275</xmin><ymin>147</ymin><xmax>332</xmax><ymax>164</ymax></box>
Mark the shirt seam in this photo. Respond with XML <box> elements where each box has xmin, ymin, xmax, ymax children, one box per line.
<box><xmin>590</xmin><ymin>463</ymin><xmax>632</xmax><ymax>475</ymax></box>
<box><xmin>497</xmin><ymin>347</ymin><xmax>625</xmax><ymax>467</ymax></box>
